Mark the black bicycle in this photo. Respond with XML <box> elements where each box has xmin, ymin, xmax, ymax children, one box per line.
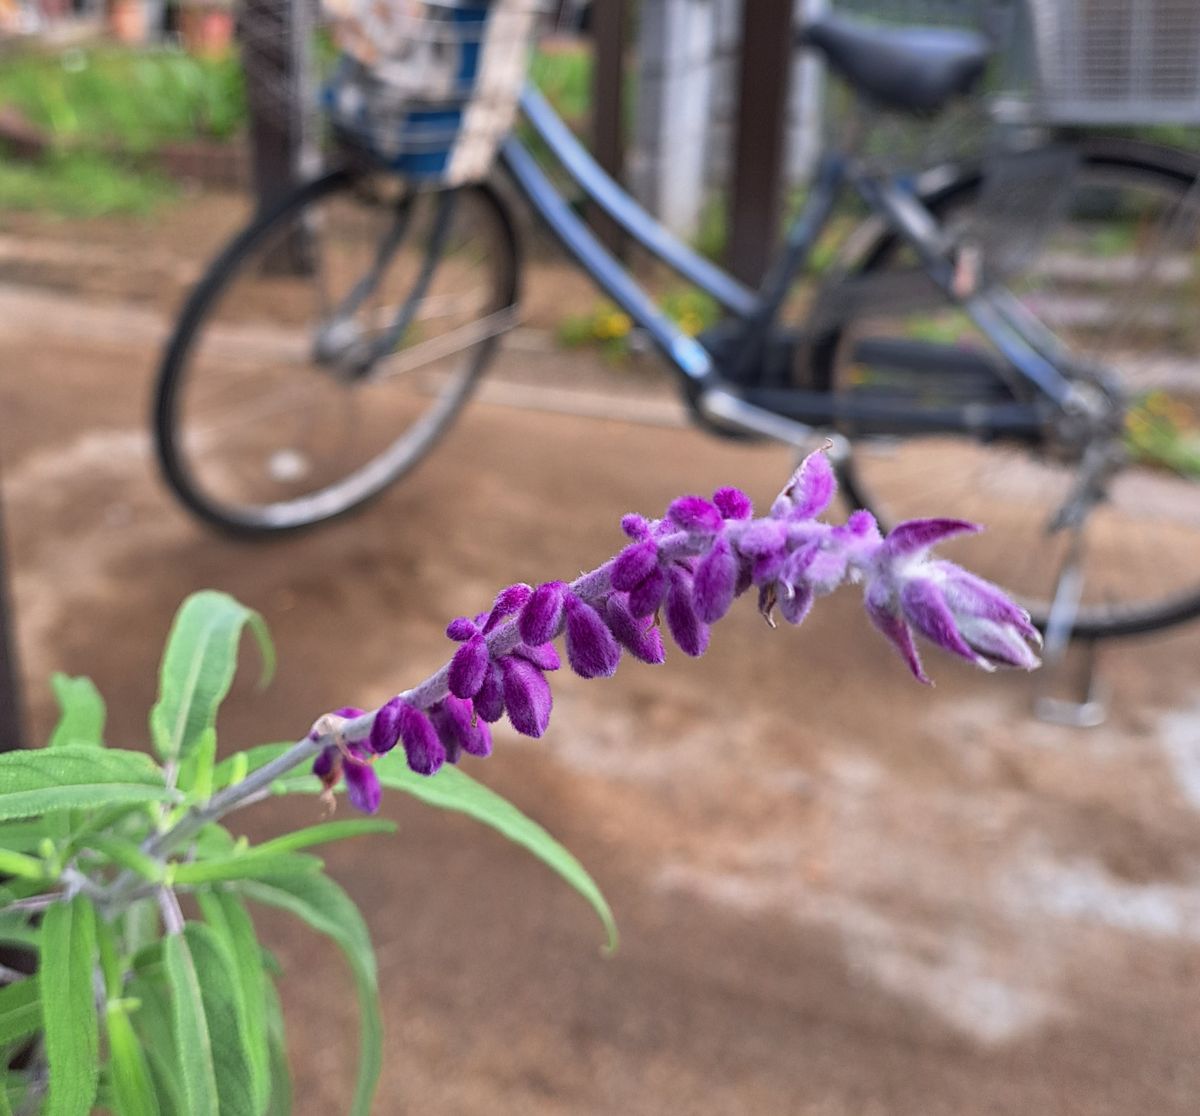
<box><xmin>155</xmin><ymin>12</ymin><xmax>1200</xmax><ymax>646</ymax></box>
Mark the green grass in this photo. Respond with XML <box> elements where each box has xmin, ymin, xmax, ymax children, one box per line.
<box><xmin>0</xmin><ymin>151</ymin><xmax>176</xmax><ymax>217</ymax></box>
<box><xmin>0</xmin><ymin>46</ymin><xmax>244</xmax><ymax>151</ymax></box>
<box><xmin>529</xmin><ymin>45</ymin><xmax>593</xmax><ymax>127</ymax></box>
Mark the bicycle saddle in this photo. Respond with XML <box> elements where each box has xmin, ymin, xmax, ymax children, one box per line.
<box><xmin>798</xmin><ymin>14</ymin><xmax>991</xmax><ymax>114</ymax></box>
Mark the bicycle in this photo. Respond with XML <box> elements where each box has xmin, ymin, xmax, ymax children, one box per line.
<box><xmin>154</xmin><ymin>4</ymin><xmax>1200</xmax><ymax>654</ymax></box>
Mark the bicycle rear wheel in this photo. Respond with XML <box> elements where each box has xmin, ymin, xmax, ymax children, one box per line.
<box><xmin>155</xmin><ymin>170</ymin><xmax>518</xmax><ymax>534</ymax></box>
<box><xmin>819</xmin><ymin>139</ymin><xmax>1200</xmax><ymax>638</ymax></box>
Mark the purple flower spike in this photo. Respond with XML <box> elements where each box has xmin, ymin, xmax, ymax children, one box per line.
<box><xmin>368</xmin><ymin>696</ymin><xmax>405</xmax><ymax>755</ymax></box>
<box><xmin>665</xmin><ymin>567</ymin><xmax>710</xmax><ymax>657</ymax></box>
<box><xmin>713</xmin><ymin>486</ymin><xmax>753</xmax><ymax>520</ymax></box>
<box><xmin>500</xmin><ymin>656</ymin><xmax>553</xmax><ymax>737</ymax></box>
<box><xmin>884</xmin><ymin>518</ymin><xmax>981</xmax><ymax>559</ymax></box>
<box><xmin>692</xmin><ymin>536</ymin><xmax>738</xmax><ymax>623</ymax></box>
<box><xmin>448</xmin><ymin>634</ymin><xmax>489</xmax><ymax>700</ymax></box>
<box><xmin>628</xmin><ymin>565</ymin><xmax>668</xmax><ymax>618</ymax></box>
<box><xmin>397</xmin><ymin>702</ymin><xmax>446</xmax><ymax>776</ymax></box>
<box><xmin>474</xmin><ymin>662</ymin><xmax>505</xmax><ymax>723</ymax></box>
<box><xmin>612</xmin><ymin>541</ymin><xmax>660</xmax><ymax>592</ymax></box>
<box><xmin>520</xmin><ymin>581</ymin><xmax>567</xmax><ymax>645</ymax></box>
<box><xmin>667</xmin><ymin>495</ymin><xmax>724</xmax><ymax>536</ymax></box>
<box><xmin>772</xmin><ymin>448</ymin><xmax>837</xmax><ymax>520</ymax></box>
<box><xmin>483</xmin><ymin>583</ymin><xmax>534</xmax><ymax>634</ymax></box>
<box><xmin>563</xmin><ymin>593</ymin><xmax>622</xmax><ymax>679</ymax></box>
<box><xmin>343</xmin><ymin>748</ymin><xmax>382</xmax><ymax>814</ymax></box>
<box><xmin>866</xmin><ymin>583</ymin><xmax>930</xmax><ymax>684</ymax></box>
<box><xmin>604</xmin><ymin>594</ymin><xmax>666</xmax><ymax>664</ymax></box>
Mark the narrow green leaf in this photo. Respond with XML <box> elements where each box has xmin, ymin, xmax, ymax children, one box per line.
<box><xmin>276</xmin><ymin>755</ymin><xmax>618</xmax><ymax>951</ymax></box>
<box><xmin>175</xmin><ymin>735</ymin><xmax>217</xmax><ymax>801</ymax></box>
<box><xmin>87</xmin><ymin>836</ymin><xmax>165</xmax><ymax>884</ymax></box>
<box><xmin>182</xmin><ymin>924</ymin><xmax>257</xmax><ymax>1116</ymax></box>
<box><xmin>0</xmin><ymin>850</ymin><xmax>44</xmax><ymax>881</ymax></box>
<box><xmin>0</xmin><ymin>746</ymin><xmax>175</xmax><ymax>822</ymax></box>
<box><xmin>252</xmin><ymin>819</ymin><xmax>396</xmax><ymax>858</ymax></box>
<box><xmin>126</xmin><ymin>963</ymin><xmax>184</xmax><ymax>1116</ymax></box>
<box><xmin>196</xmin><ymin>892</ymin><xmax>269</xmax><ymax>1116</ymax></box>
<box><xmin>169</xmin><ymin>852</ymin><xmax>322</xmax><ymax>886</ymax></box>
<box><xmin>262</xmin><ymin>976</ymin><xmax>291</xmax><ymax>1116</ymax></box>
<box><xmin>0</xmin><ymin>1070</ymin><xmax>12</xmax><ymax>1116</ymax></box>
<box><xmin>163</xmin><ymin>931</ymin><xmax>218</xmax><ymax>1116</ymax></box>
<box><xmin>240</xmin><ymin>874</ymin><xmax>381</xmax><ymax>1116</ymax></box>
<box><xmin>0</xmin><ymin>911</ymin><xmax>38</xmax><ymax>949</ymax></box>
<box><xmin>0</xmin><ymin>975</ymin><xmax>40</xmax><ymax>1047</ymax></box>
<box><xmin>212</xmin><ymin>744</ymin><xmax>291</xmax><ymax>793</ymax></box>
<box><xmin>149</xmin><ymin>591</ymin><xmax>274</xmax><ymax>766</ymax></box>
<box><xmin>47</xmin><ymin>675</ymin><xmax>106</xmax><ymax>749</ymax></box>
<box><xmin>94</xmin><ymin>918</ymin><xmax>161</xmax><ymax>1116</ymax></box>
<box><xmin>42</xmin><ymin>895</ymin><xmax>99</xmax><ymax>1116</ymax></box>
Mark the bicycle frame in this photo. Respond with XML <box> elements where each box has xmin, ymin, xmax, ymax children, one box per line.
<box><xmin>501</xmin><ymin>84</ymin><xmax>1088</xmax><ymax>445</ymax></box>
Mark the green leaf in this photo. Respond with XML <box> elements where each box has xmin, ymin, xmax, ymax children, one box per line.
<box><xmin>98</xmin><ymin>918</ymin><xmax>160</xmax><ymax>1116</ymax></box>
<box><xmin>0</xmin><ymin>911</ymin><xmax>38</xmax><ymax>949</ymax></box>
<box><xmin>262</xmin><ymin>976</ymin><xmax>291</xmax><ymax>1116</ymax></box>
<box><xmin>276</xmin><ymin>756</ymin><xmax>618</xmax><ymax>951</ymax></box>
<box><xmin>0</xmin><ymin>850</ymin><xmax>44</xmax><ymax>881</ymax></box>
<box><xmin>240</xmin><ymin>874</ymin><xmax>381</xmax><ymax>1116</ymax></box>
<box><xmin>169</xmin><ymin>852</ymin><xmax>322</xmax><ymax>887</ymax></box>
<box><xmin>196</xmin><ymin>892</ymin><xmax>269</xmax><ymax>1116</ymax></box>
<box><xmin>162</xmin><ymin>931</ymin><xmax>218</xmax><ymax>1116</ymax></box>
<box><xmin>0</xmin><ymin>975</ymin><xmax>40</xmax><ymax>1047</ymax></box>
<box><xmin>149</xmin><ymin>591</ymin><xmax>274</xmax><ymax>767</ymax></box>
<box><xmin>87</xmin><ymin>836</ymin><xmax>165</xmax><ymax>884</ymax></box>
<box><xmin>47</xmin><ymin>674</ymin><xmax>106</xmax><ymax>749</ymax></box>
<box><xmin>181</xmin><ymin>924</ymin><xmax>257</xmax><ymax>1116</ymax></box>
<box><xmin>0</xmin><ymin>1071</ymin><xmax>12</xmax><ymax>1116</ymax></box>
<box><xmin>126</xmin><ymin>963</ymin><xmax>184</xmax><ymax>1116</ymax></box>
<box><xmin>42</xmin><ymin>895</ymin><xmax>99</xmax><ymax>1116</ymax></box>
<box><xmin>252</xmin><ymin>819</ymin><xmax>396</xmax><ymax>858</ymax></box>
<box><xmin>0</xmin><ymin>746</ymin><xmax>175</xmax><ymax>822</ymax></box>
<box><xmin>212</xmin><ymin>744</ymin><xmax>291</xmax><ymax>794</ymax></box>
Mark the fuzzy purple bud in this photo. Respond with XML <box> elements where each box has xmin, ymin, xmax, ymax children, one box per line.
<box><xmin>397</xmin><ymin>702</ymin><xmax>446</xmax><ymax>776</ymax></box>
<box><xmin>446</xmin><ymin>617</ymin><xmax>478</xmax><ymax>642</ymax></box>
<box><xmin>604</xmin><ymin>594</ymin><xmax>666</xmax><ymax>664</ymax></box>
<box><xmin>621</xmin><ymin>513</ymin><xmax>652</xmax><ymax>540</ymax></box>
<box><xmin>665</xmin><ymin>567</ymin><xmax>710</xmax><ymax>657</ymax></box>
<box><xmin>692</xmin><ymin>536</ymin><xmax>738</xmax><ymax>623</ymax></box>
<box><xmin>448</xmin><ymin>634</ymin><xmax>489</xmax><ymax>700</ymax></box>
<box><xmin>430</xmin><ymin>696</ymin><xmax>492</xmax><ymax>763</ymax></box>
<box><xmin>483</xmin><ymin>583</ymin><xmax>534</xmax><ymax>633</ymax></box>
<box><xmin>500</xmin><ymin>656</ymin><xmax>553</xmax><ymax>738</ymax></box>
<box><xmin>884</xmin><ymin>518</ymin><xmax>980</xmax><ymax>558</ymax></box>
<box><xmin>779</xmin><ymin>584</ymin><xmax>815</xmax><ymax>626</ymax></box>
<box><xmin>512</xmin><ymin>642</ymin><xmax>561</xmax><ymax>672</ymax></box>
<box><xmin>368</xmin><ymin>696</ymin><xmax>404</xmax><ymax>755</ymax></box>
<box><xmin>611</xmin><ymin>541</ymin><xmax>660</xmax><ymax>592</ymax></box>
<box><xmin>772</xmin><ymin>448</ymin><xmax>837</xmax><ymax>520</ymax></box>
<box><xmin>312</xmin><ymin>746</ymin><xmax>337</xmax><ymax>783</ymax></box>
<box><xmin>563</xmin><ymin>593</ymin><xmax>622</xmax><ymax>679</ymax></box>
<box><xmin>343</xmin><ymin>748</ymin><xmax>381</xmax><ymax>814</ymax></box>
<box><xmin>519</xmin><ymin>581</ymin><xmax>566</xmax><ymax>645</ymax></box>
<box><xmin>713</xmin><ymin>486</ymin><xmax>753</xmax><ymax>520</ymax></box>
<box><xmin>628</xmin><ymin>565</ymin><xmax>668</xmax><ymax>618</ymax></box>
<box><xmin>865</xmin><ymin>582</ymin><xmax>930</xmax><ymax>684</ymax></box>
<box><xmin>474</xmin><ymin>662</ymin><xmax>505</xmax><ymax>723</ymax></box>
<box><xmin>667</xmin><ymin>495</ymin><xmax>725</xmax><ymax>536</ymax></box>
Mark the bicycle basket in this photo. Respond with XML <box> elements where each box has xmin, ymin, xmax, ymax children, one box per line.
<box><xmin>324</xmin><ymin>0</ymin><xmax>547</xmax><ymax>184</ymax></box>
<box><xmin>1028</xmin><ymin>0</ymin><xmax>1200</xmax><ymax>124</ymax></box>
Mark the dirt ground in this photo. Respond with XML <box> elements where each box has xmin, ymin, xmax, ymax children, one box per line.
<box><xmin>4</xmin><ymin>194</ymin><xmax>1200</xmax><ymax>1115</ymax></box>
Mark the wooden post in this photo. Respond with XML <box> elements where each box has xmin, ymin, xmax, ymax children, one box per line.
<box><xmin>240</xmin><ymin>0</ymin><xmax>301</xmax><ymax>214</ymax></box>
<box><xmin>589</xmin><ymin>0</ymin><xmax>629</xmax><ymax>255</ymax></box>
<box><xmin>0</xmin><ymin>463</ymin><xmax>23</xmax><ymax>753</ymax></box>
<box><xmin>726</xmin><ymin>0</ymin><xmax>793</xmax><ymax>285</ymax></box>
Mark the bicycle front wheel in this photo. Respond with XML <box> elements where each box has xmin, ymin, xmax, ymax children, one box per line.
<box><xmin>155</xmin><ymin>171</ymin><xmax>518</xmax><ymax>534</ymax></box>
<box><xmin>819</xmin><ymin>138</ymin><xmax>1200</xmax><ymax>639</ymax></box>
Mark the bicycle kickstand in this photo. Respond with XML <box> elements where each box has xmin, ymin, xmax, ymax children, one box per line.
<box><xmin>1032</xmin><ymin>523</ymin><xmax>1107</xmax><ymax>727</ymax></box>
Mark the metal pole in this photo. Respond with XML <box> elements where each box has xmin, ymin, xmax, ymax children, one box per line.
<box><xmin>0</xmin><ymin>461</ymin><xmax>23</xmax><ymax>753</ymax></box>
<box><xmin>726</xmin><ymin>0</ymin><xmax>793</xmax><ymax>285</ymax></box>
<box><xmin>590</xmin><ymin>0</ymin><xmax>629</xmax><ymax>256</ymax></box>
<box><xmin>241</xmin><ymin>0</ymin><xmax>300</xmax><ymax>214</ymax></box>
